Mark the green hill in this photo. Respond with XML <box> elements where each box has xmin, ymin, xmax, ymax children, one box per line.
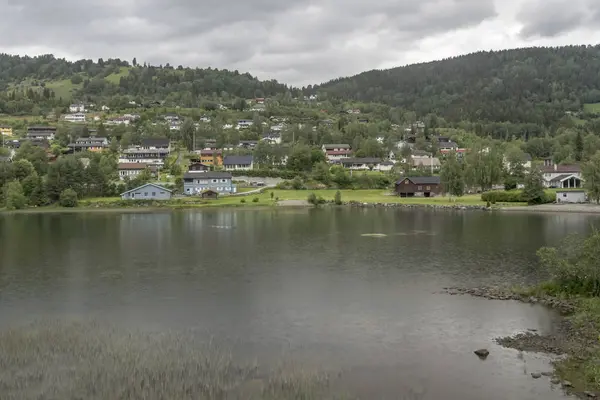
<box><xmin>313</xmin><ymin>45</ymin><xmax>600</xmax><ymax>125</ymax></box>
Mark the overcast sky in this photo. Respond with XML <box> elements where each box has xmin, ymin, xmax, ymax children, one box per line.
<box><xmin>1</xmin><ymin>0</ymin><xmax>599</xmax><ymax>86</ymax></box>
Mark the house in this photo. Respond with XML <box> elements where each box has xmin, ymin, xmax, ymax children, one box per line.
<box><xmin>438</xmin><ymin>141</ymin><xmax>459</xmax><ymax>151</ymax></box>
<box><xmin>255</xmin><ymin>98</ymin><xmax>265</xmax><ymax>104</ymax></box>
<box><xmin>322</xmin><ymin>144</ymin><xmax>352</xmax><ymax>162</ymax></box>
<box><xmin>440</xmin><ymin>148</ymin><xmax>468</xmax><ymax>158</ymax></box>
<box><xmin>250</xmin><ymin>104</ymin><xmax>266</xmax><ymax>112</ymax></box>
<box><xmin>69</xmin><ymin>103</ymin><xmax>85</xmax><ymax>113</ymax></box>
<box><xmin>0</xmin><ymin>125</ymin><xmax>13</xmax><ymax>136</ymax></box>
<box><xmin>201</xmin><ymin>189</ymin><xmax>219</xmax><ymax>199</ymax></box>
<box><xmin>200</xmin><ymin>116</ymin><xmax>211</xmax><ymax>123</ymax></box>
<box><xmin>169</xmin><ymin>121</ymin><xmax>181</xmax><ymax>131</ymax></box>
<box><xmin>410</xmin><ymin>156</ymin><xmax>441</xmax><ymax>171</ymax></box>
<box><xmin>120</xmin><ymin>183</ymin><xmax>172</xmax><ymax>200</ymax></box>
<box><xmin>261</xmin><ymin>132</ymin><xmax>282</xmax><ymax>145</ymax></box>
<box><xmin>395</xmin><ymin>176</ymin><xmax>442</xmax><ymax>197</ymax></box>
<box><xmin>106</xmin><ymin>117</ymin><xmax>130</xmax><ymax>125</ymax></box>
<box><xmin>118</xmin><ymin>163</ymin><xmax>150</xmax><ymax>180</ymax></box>
<box><xmin>101</xmin><ymin>105</ymin><xmax>110</xmax><ymax>111</ymax></box>
<box><xmin>163</xmin><ymin>113</ymin><xmax>179</xmax><ymax>122</ymax></box>
<box><xmin>556</xmin><ymin>190</ymin><xmax>587</xmax><ymax>204</ymax></box>
<box><xmin>183</xmin><ymin>171</ymin><xmax>236</xmax><ymax>195</ymax></box>
<box><xmin>27</xmin><ymin>126</ymin><xmax>56</xmax><ymax>140</ymax></box>
<box><xmin>542</xmin><ymin>164</ymin><xmax>582</xmax><ymax>188</ymax></box>
<box><xmin>120</xmin><ymin>138</ymin><xmax>170</xmax><ymax>166</ymax></box>
<box><xmin>198</xmin><ymin>149</ymin><xmax>223</xmax><ymax>166</ymax></box>
<box><xmin>237</xmin><ymin>120</ymin><xmax>254</xmax><ymax>129</ymax></box>
<box><xmin>239</xmin><ymin>140</ymin><xmax>258</xmax><ymax>149</ymax></box>
<box><xmin>68</xmin><ymin>136</ymin><xmax>109</xmax><ymax>152</ymax></box>
<box><xmin>340</xmin><ymin>158</ymin><xmax>383</xmax><ymax>170</ymax></box>
<box><xmin>223</xmin><ymin>155</ymin><xmax>254</xmax><ymax>171</ymax></box>
<box><xmin>188</xmin><ymin>162</ymin><xmax>210</xmax><ymax>171</ymax></box>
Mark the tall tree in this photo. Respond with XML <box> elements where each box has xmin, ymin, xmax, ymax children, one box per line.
<box><xmin>522</xmin><ymin>165</ymin><xmax>546</xmax><ymax>205</ymax></box>
<box><xmin>583</xmin><ymin>151</ymin><xmax>600</xmax><ymax>204</ymax></box>
<box><xmin>440</xmin><ymin>151</ymin><xmax>464</xmax><ymax>198</ymax></box>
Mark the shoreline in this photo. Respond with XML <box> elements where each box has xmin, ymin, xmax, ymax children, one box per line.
<box><xmin>445</xmin><ymin>286</ymin><xmax>599</xmax><ymax>398</ymax></box>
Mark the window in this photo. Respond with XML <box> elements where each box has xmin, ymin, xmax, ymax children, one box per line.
<box><xmin>417</xmin><ymin>186</ymin><xmax>422</xmax><ymax>190</ymax></box>
<box><xmin>404</xmin><ymin>180</ymin><xmax>409</xmax><ymax>184</ymax></box>
<box><xmin>212</xmin><ymin>179</ymin><xmax>217</xmax><ymax>183</ymax></box>
<box><xmin>563</xmin><ymin>193</ymin><xmax>567</xmax><ymax>197</ymax></box>
<box><xmin>221</xmin><ymin>179</ymin><xmax>226</xmax><ymax>182</ymax></box>
<box><xmin>152</xmin><ymin>192</ymin><xmax>156</xmax><ymax>196</ymax></box>
<box><xmin>144</xmin><ymin>192</ymin><xmax>148</xmax><ymax>196</ymax></box>
<box><xmin>426</xmin><ymin>186</ymin><xmax>431</xmax><ymax>190</ymax></box>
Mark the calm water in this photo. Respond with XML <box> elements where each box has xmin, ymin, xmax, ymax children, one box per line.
<box><xmin>0</xmin><ymin>208</ymin><xmax>598</xmax><ymax>399</ymax></box>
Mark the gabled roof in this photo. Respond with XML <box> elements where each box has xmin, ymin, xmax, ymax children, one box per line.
<box><xmin>341</xmin><ymin>157</ymin><xmax>382</xmax><ymax>164</ymax></box>
<box><xmin>223</xmin><ymin>155</ymin><xmax>253</xmax><ymax>165</ymax></box>
<box><xmin>542</xmin><ymin>164</ymin><xmax>581</xmax><ymax>173</ymax></box>
<box><xmin>549</xmin><ymin>174</ymin><xmax>582</xmax><ymax>182</ymax></box>
<box><xmin>141</xmin><ymin>138</ymin><xmax>170</xmax><ymax>148</ymax></box>
<box><xmin>183</xmin><ymin>171</ymin><xmax>232</xmax><ymax>179</ymax></box>
<box><xmin>396</xmin><ymin>176</ymin><xmax>441</xmax><ymax>185</ymax></box>
<box><xmin>120</xmin><ymin>183</ymin><xmax>172</xmax><ymax>195</ymax></box>
<box><xmin>118</xmin><ymin>163</ymin><xmax>149</xmax><ymax>170</ymax></box>
<box><xmin>323</xmin><ymin>144</ymin><xmax>350</xmax><ymax>149</ymax></box>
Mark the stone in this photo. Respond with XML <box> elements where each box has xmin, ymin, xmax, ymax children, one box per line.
<box><xmin>531</xmin><ymin>372</ymin><xmax>542</xmax><ymax>379</ymax></box>
<box><xmin>584</xmin><ymin>391</ymin><xmax>597</xmax><ymax>398</ymax></box>
<box><xmin>474</xmin><ymin>349</ymin><xmax>489</xmax><ymax>359</ymax></box>
<box><xmin>541</xmin><ymin>371</ymin><xmax>553</xmax><ymax>377</ymax></box>
<box><xmin>551</xmin><ymin>378</ymin><xmax>561</xmax><ymax>385</ymax></box>
<box><xmin>562</xmin><ymin>381</ymin><xmax>573</xmax><ymax>388</ymax></box>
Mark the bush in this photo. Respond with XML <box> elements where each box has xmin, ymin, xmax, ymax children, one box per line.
<box><xmin>252</xmin><ymin>197</ymin><xmax>259</xmax><ymax>203</ymax></box>
<box><xmin>3</xmin><ymin>181</ymin><xmax>27</xmax><ymax>210</ymax></box>
<box><xmin>240</xmin><ymin>198</ymin><xmax>246</xmax><ymax>203</ymax></box>
<box><xmin>307</xmin><ymin>193</ymin><xmax>326</xmax><ymax>206</ymax></box>
<box><xmin>480</xmin><ymin>190</ymin><xmax>554</xmax><ymax>204</ymax></box>
<box><xmin>334</xmin><ymin>190</ymin><xmax>342</xmax><ymax>205</ymax></box>
<box><xmin>59</xmin><ymin>188</ymin><xmax>78</xmax><ymax>207</ymax></box>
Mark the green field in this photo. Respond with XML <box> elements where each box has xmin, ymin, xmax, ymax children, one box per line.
<box><xmin>583</xmin><ymin>103</ymin><xmax>600</xmax><ymax>113</ymax></box>
<box><xmin>45</xmin><ymin>79</ymin><xmax>81</xmax><ymax>100</ymax></box>
<box><xmin>80</xmin><ymin>190</ymin><xmax>524</xmax><ymax>209</ymax></box>
<box><xmin>104</xmin><ymin>67</ymin><xmax>132</xmax><ymax>84</ymax></box>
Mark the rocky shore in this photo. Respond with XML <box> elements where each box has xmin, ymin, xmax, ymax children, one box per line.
<box><xmin>445</xmin><ymin>286</ymin><xmax>599</xmax><ymax>399</ymax></box>
<box><xmin>346</xmin><ymin>201</ymin><xmax>491</xmax><ymax>211</ymax></box>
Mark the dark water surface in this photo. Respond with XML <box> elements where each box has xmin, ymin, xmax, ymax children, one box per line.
<box><xmin>1</xmin><ymin>208</ymin><xmax>598</xmax><ymax>399</ymax></box>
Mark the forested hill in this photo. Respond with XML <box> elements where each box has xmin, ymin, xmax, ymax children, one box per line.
<box><xmin>0</xmin><ymin>54</ymin><xmax>293</xmax><ymax>110</ymax></box>
<box><xmin>312</xmin><ymin>45</ymin><xmax>600</xmax><ymax>125</ymax></box>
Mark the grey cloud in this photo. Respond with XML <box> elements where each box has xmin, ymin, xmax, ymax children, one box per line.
<box><xmin>516</xmin><ymin>0</ymin><xmax>596</xmax><ymax>39</ymax></box>
<box><xmin>0</xmin><ymin>0</ymin><xmax>498</xmax><ymax>85</ymax></box>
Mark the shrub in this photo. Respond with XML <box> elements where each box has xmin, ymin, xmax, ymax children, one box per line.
<box><xmin>334</xmin><ymin>190</ymin><xmax>342</xmax><ymax>205</ymax></box>
<box><xmin>481</xmin><ymin>190</ymin><xmax>554</xmax><ymax>204</ymax></box>
<box><xmin>252</xmin><ymin>197</ymin><xmax>259</xmax><ymax>203</ymax></box>
<box><xmin>3</xmin><ymin>180</ymin><xmax>27</xmax><ymax>210</ymax></box>
<box><xmin>240</xmin><ymin>198</ymin><xmax>246</xmax><ymax>203</ymax></box>
<box><xmin>58</xmin><ymin>188</ymin><xmax>78</xmax><ymax>207</ymax></box>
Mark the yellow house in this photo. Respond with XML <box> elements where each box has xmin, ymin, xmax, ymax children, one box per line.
<box><xmin>0</xmin><ymin>125</ymin><xmax>13</xmax><ymax>136</ymax></box>
<box><xmin>199</xmin><ymin>150</ymin><xmax>223</xmax><ymax>166</ymax></box>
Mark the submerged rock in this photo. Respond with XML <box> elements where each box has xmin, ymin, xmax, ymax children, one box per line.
<box><xmin>541</xmin><ymin>371</ymin><xmax>553</xmax><ymax>377</ymax></box>
<box><xmin>474</xmin><ymin>349</ymin><xmax>489</xmax><ymax>359</ymax></box>
<box><xmin>531</xmin><ymin>372</ymin><xmax>542</xmax><ymax>379</ymax></box>
<box><xmin>551</xmin><ymin>378</ymin><xmax>561</xmax><ymax>385</ymax></box>
<box><xmin>584</xmin><ymin>391</ymin><xmax>597</xmax><ymax>398</ymax></box>
<box><xmin>562</xmin><ymin>381</ymin><xmax>573</xmax><ymax>388</ymax></box>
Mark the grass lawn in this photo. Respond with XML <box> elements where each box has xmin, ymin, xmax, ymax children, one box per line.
<box><xmin>104</xmin><ymin>67</ymin><xmax>132</xmax><ymax>85</ymax></box>
<box><xmin>584</xmin><ymin>103</ymin><xmax>600</xmax><ymax>113</ymax></box>
<box><xmin>44</xmin><ymin>79</ymin><xmax>81</xmax><ymax>99</ymax></box>
<box><xmin>80</xmin><ymin>190</ymin><xmax>523</xmax><ymax>208</ymax></box>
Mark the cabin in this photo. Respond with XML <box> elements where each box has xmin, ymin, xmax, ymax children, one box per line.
<box><xmin>395</xmin><ymin>176</ymin><xmax>442</xmax><ymax>197</ymax></box>
<box><xmin>201</xmin><ymin>189</ymin><xmax>219</xmax><ymax>199</ymax></box>
<box><xmin>188</xmin><ymin>162</ymin><xmax>210</xmax><ymax>171</ymax></box>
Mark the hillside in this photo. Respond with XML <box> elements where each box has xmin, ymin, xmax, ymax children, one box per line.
<box><xmin>0</xmin><ymin>54</ymin><xmax>294</xmax><ymax>114</ymax></box>
<box><xmin>313</xmin><ymin>45</ymin><xmax>600</xmax><ymax>125</ymax></box>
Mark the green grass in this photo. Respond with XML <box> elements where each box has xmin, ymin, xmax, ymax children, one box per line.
<box><xmin>104</xmin><ymin>67</ymin><xmax>132</xmax><ymax>85</ymax></box>
<box><xmin>584</xmin><ymin>103</ymin><xmax>600</xmax><ymax>113</ymax></box>
<box><xmin>45</xmin><ymin>79</ymin><xmax>81</xmax><ymax>100</ymax></box>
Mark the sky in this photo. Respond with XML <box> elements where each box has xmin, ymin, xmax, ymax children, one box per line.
<box><xmin>1</xmin><ymin>0</ymin><xmax>599</xmax><ymax>87</ymax></box>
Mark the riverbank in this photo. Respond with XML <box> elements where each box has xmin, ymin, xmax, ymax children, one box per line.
<box><xmin>445</xmin><ymin>286</ymin><xmax>600</xmax><ymax>398</ymax></box>
<box><xmin>502</xmin><ymin>203</ymin><xmax>600</xmax><ymax>214</ymax></box>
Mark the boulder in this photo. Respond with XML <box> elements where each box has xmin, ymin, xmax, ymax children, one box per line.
<box><xmin>531</xmin><ymin>372</ymin><xmax>542</xmax><ymax>379</ymax></box>
<box><xmin>474</xmin><ymin>349</ymin><xmax>489</xmax><ymax>359</ymax></box>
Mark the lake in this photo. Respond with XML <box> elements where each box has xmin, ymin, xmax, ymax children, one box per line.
<box><xmin>0</xmin><ymin>208</ymin><xmax>597</xmax><ymax>399</ymax></box>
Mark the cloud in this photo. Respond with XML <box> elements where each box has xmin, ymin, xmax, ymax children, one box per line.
<box><xmin>0</xmin><ymin>0</ymin><xmax>598</xmax><ymax>86</ymax></box>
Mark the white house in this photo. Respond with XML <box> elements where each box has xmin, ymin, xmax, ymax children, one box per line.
<box><xmin>101</xmin><ymin>105</ymin><xmax>110</xmax><ymax>111</ymax></box>
<box><xmin>200</xmin><ymin>116</ymin><xmax>211</xmax><ymax>122</ymax></box>
<box><xmin>120</xmin><ymin>183</ymin><xmax>172</xmax><ymax>200</ymax></box>
<box><xmin>237</xmin><ymin>120</ymin><xmax>253</xmax><ymax>129</ymax></box>
<box><xmin>118</xmin><ymin>163</ymin><xmax>149</xmax><ymax>180</ymax></box>
<box><xmin>69</xmin><ymin>103</ymin><xmax>85</xmax><ymax>113</ymax></box>
<box><xmin>261</xmin><ymin>132</ymin><xmax>282</xmax><ymax>145</ymax></box>
<box><xmin>542</xmin><ymin>164</ymin><xmax>583</xmax><ymax>188</ymax></box>
<box><xmin>106</xmin><ymin>117</ymin><xmax>130</xmax><ymax>126</ymax></box>
<box><xmin>64</xmin><ymin>112</ymin><xmax>86</xmax><ymax>123</ymax></box>
<box><xmin>556</xmin><ymin>190</ymin><xmax>587</xmax><ymax>203</ymax></box>
<box><xmin>340</xmin><ymin>158</ymin><xmax>395</xmax><ymax>171</ymax></box>
<box><xmin>503</xmin><ymin>153</ymin><xmax>533</xmax><ymax>171</ymax></box>
<box><xmin>411</xmin><ymin>155</ymin><xmax>441</xmax><ymax>171</ymax></box>
<box><xmin>322</xmin><ymin>144</ymin><xmax>351</xmax><ymax>162</ymax></box>
<box><xmin>222</xmin><ymin>124</ymin><xmax>234</xmax><ymax>129</ymax></box>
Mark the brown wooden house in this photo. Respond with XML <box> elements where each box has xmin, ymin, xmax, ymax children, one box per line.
<box><xmin>201</xmin><ymin>189</ymin><xmax>219</xmax><ymax>199</ymax></box>
<box><xmin>189</xmin><ymin>162</ymin><xmax>210</xmax><ymax>171</ymax></box>
<box><xmin>395</xmin><ymin>176</ymin><xmax>441</xmax><ymax>197</ymax></box>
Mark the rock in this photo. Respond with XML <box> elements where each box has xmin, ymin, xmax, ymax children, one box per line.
<box><xmin>551</xmin><ymin>378</ymin><xmax>561</xmax><ymax>385</ymax></box>
<box><xmin>584</xmin><ymin>391</ymin><xmax>597</xmax><ymax>398</ymax></box>
<box><xmin>531</xmin><ymin>372</ymin><xmax>542</xmax><ymax>379</ymax></box>
<box><xmin>562</xmin><ymin>381</ymin><xmax>573</xmax><ymax>388</ymax></box>
<box><xmin>541</xmin><ymin>371</ymin><xmax>553</xmax><ymax>376</ymax></box>
<box><xmin>528</xmin><ymin>328</ymin><xmax>538</xmax><ymax>332</ymax></box>
<box><xmin>474</xmin><ymin>349</ymin><xmax>489</xmax><ymax>359</ymax></box>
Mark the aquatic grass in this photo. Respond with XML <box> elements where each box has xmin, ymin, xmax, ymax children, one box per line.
<box><xmin>1</xmin><ymin>319</ymin><xmax>425</xmax><ymax>399</ymax></box>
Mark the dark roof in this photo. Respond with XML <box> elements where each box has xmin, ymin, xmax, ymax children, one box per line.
<box><xmin>542</xmin><ymin>164</ymin><xmax>581</xmax><ymax>173</ymax></box>
<box><xmin>341</xmin><ymin>158</ymin><xmax>382</xmax><ymax>164</ymax></box>
<box><xmin>549</xmin><ymin>174</ymin><xmax>581</xmax><ymax>182</ymax></box>
<box><xmin>27</xmin><ymin>125</ymin><xmax>57</xmax><ymax>131</ymax></box>
<box><xmin>200</xmin><ymin>149</ymin><xmax>222</xmax><ymax>155</ymax></box>
<box><xmin>183</xmin><ymin>171</ymin><xmax>232</xmax><ymax>179</ymax></box>
<box><xmin>120</xmin><ymin>183</ymin><xmax>172</xmax><ymax>195</ymax></box>
<box><xmin>223</xmin><ymin>155</ymin><xmax>253</xmax><ymax>165</ymax></box>
<box><xmin>118</xmin><ymin>163</ymin><xmax>148</xmax><ymax>170</ymax></box>
<box><xmin>141</xmin><ymin>138</ymin><xmax>169</xmax><ymax>147</ymax></box>
<box><xmin>396</xmin><ymin>176</ymin><xmax>441</xmax><ymax>185</ymax></box>
<box><xmin>323</xmin><ymin>144</ymin><xmax>350</xmax><ymax>149</ymax></box>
